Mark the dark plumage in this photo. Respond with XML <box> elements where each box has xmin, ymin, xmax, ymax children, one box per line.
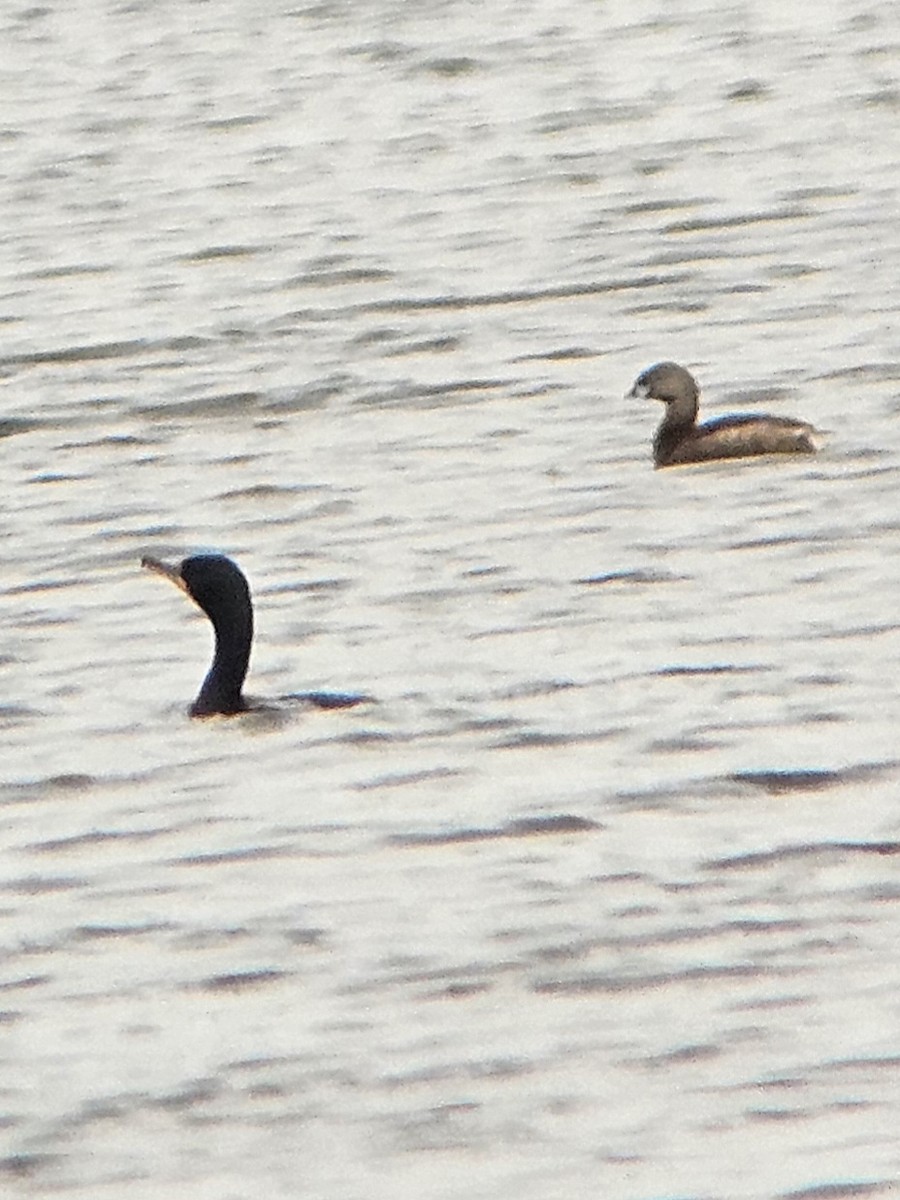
<box><xmin>142</xmin><ymin>553</ymin><xmax>369</xmax><ymax>718</ymax></box>
<box><xmin>142</xmin><ymin>554</ymin><xmax>252</xmax><ymax>716</ymax></box>
<box><xmin>628</xmin><ymin>361</ymin><xmax>820</xmax><ymax>468</ymax></box>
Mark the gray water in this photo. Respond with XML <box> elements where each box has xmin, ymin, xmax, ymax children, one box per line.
<box><xmin>2</xmin><ymin>1</ymin><xmax>900</xmax><ymax>1197</ymax></box>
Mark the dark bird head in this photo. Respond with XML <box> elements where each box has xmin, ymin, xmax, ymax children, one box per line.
<box><xmin>142</xmin><ymin>553</ymin><xmax>253</xmax><ymax>717</ymax></box>
<box><xmin>628</xmin><ymin>361</ymin><xmax>700</xmax><ymax>420</ymax></box>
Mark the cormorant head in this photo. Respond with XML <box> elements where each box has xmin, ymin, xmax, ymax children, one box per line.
<box><xmin>142</xmin><ymin>554</ymin><xmax>251</xmax><ymax>629</ymax></box>
<box><xmin>179</xmin><ymin>555</ymin><xmax>251</xmax><ymax>628</ymax></box>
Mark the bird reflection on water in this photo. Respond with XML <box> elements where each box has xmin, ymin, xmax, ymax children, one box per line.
<box><xmin>142</xmin><ymin>553</ymin><xmax>369</xmax><ymax>718</ymax></box>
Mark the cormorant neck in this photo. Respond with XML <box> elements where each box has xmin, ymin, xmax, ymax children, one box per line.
<box><xmin>192</xmin><ymin>606</ymin><xmax>253</xmax><ymax>717</ymax></box>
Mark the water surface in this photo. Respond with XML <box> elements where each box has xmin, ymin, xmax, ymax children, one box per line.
<box><xmin>2</xmin><ymin>2</ymin><xmax>900</xmax><ymax>1197</ymax></box>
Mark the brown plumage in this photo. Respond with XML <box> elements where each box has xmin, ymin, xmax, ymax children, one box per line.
<box><xmin>628</xmin><ymin>362</ymin><xmax>820</xmax><ymax>468</ymax></box>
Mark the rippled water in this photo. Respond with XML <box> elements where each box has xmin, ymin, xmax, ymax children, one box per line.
<box><xmin>2</xmin><ymin>1</ymin><xmax>900</xmax><ymax>1197</ymax></box>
